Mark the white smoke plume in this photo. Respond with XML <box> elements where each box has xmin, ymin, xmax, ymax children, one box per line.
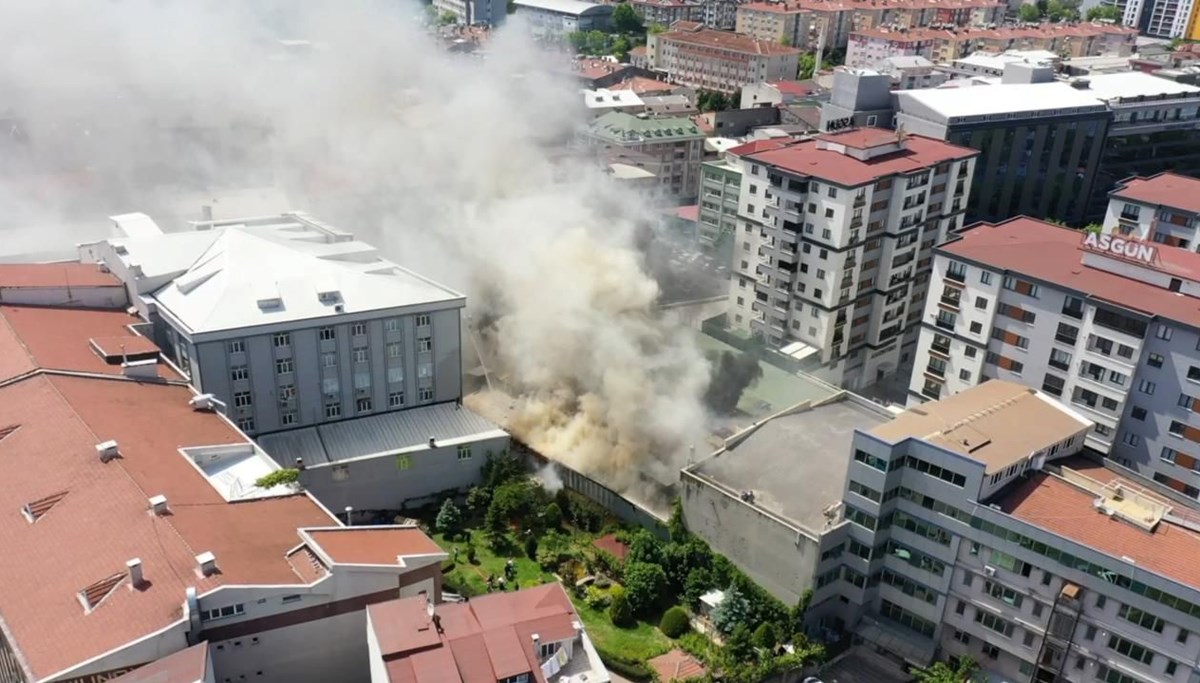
<box><xmin>0</xmin><ymin>1</ymin><xmax>712</xmax><ymax>492</ymax></box>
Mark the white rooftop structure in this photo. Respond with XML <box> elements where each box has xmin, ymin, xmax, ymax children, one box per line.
<box><xmin>704</xmin><ymin>137</ymin><xmax>740</xmax><ymax>154</ymax></box>
<box><xmin>896</xmin><ymin>81</ymin><xmax>1109</xmax><ymax>123</ymax></box>
<box><xmin>953</xmin><ymin>49</ymin><xmax>1057</xmax><ymax>75</ymax></box>
<box><xmin>608</xmin><ymin>163</ymin><xmax>656</xmax><ymax>180</ymax></box>
<box><xmin>1081</xmin><ymin>71</ymin><xmax>1200</xmax><ymax>101</ymax></box>
<box><xmin>94</xmin><ymin>212</ymin><xmax>464</xmax><ymax>338</ymax></box>
<box><xmin>583</xmin><ymin>88</ymin><xmax>644</xmax><ymax>112</ymax></box>
<box><xmin>882</xmin><ymin>55</ymin><xmax>936</xmax><ymax>70</ymax></box>
<box><xmin>513</xmin><ymin>0</ymin><xmax>607</xmax><ymax>15</ymax></box>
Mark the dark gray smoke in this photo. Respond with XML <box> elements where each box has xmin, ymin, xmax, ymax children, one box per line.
<box><xmin>703</xmin><ymin>350</ymin><xmax>763</xmax><ymax>415</ymax></box>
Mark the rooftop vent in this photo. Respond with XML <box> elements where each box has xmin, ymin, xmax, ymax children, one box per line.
<box><xmin>96</xmin><ymin>440</ymin><xmax>119</xmax><ymax>462</ymax></box>
<box><xmin>148</xmin><ymin>495</ymin><xmax>169</xmax><ymax>515</ymax></box>
<box><xmin>256</xmin><ymin>282</ymin><xmax>283</xmax><ymax>310</ymax></box>
<box><xmin>21</xmin><ymin>490</ymin><xmax>68</xmax><ymax>523</ymax></box>
<box><xmin>79</xmin><ymin>571</ymin><xmax>127</xmax><ymax>612</ymax></box>
<box><xmin>122</xmin><ymin>358</ymin><xmax>159</xmax><ymax>379</ymax></box>
<box><xmin>189</xmin><ymin>394</ymin><xmax>220</xmax><ymax>411</ymax></box>
<box><xmin>196</xmin><ymin>551</ymin><xmax>218</xmax><ymax>577</ymax></box>
<box><xmin>316</xmin><ymin>278</ymin><xmax>341</xmax><ymax>303</ymax></box>
<box><xmin>428</xmin><ymin>437</ymin><xmax>437</xmax><ymax>448</ymax></box>
<box><xmin>127</xmin><ymin>558</ymin><xmax>145</xmax><ymax>588</ymax></box>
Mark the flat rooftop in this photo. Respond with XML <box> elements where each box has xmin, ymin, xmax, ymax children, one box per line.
<box><xmin>897</xmin><ymin>82</ymin><xmax>1109</xmax><ymax>121</ymax></box>
<box><xmin>693</xmin><ymin>395</ymin><xmax>892</xmax><ymax>532</ymax></box>
<box><xmin>693</xmin><ymin>333</ymin><xmax>838</xmax><ymax>417</ymax></box>
<box><xmin>0</xmin><ymin>262</ymin><xmax>120</xmax><ymax>289</ymax></box>
<box><xmin>1083</xmin><ymin>71</ymin><xmax>1200</xmax><ymax>101</ymax></box>
<box><xmin>257</xmin><ymin>401</ymin><xmax>507</xmax><ymax>468</ymax></box>
<box><xmin>871</xmin><ymin>380</ymin><xmax>1092</xmax><ymax>475</ymax></box>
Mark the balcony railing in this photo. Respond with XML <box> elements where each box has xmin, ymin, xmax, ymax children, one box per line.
<box><xmin>854</xmin><ymin>194</ymin><xmax>866</xmax><ymax>207</ymax></box>
<box><xmin>931</xmin><ymin>341</ymin><xmax>952</xmax><ymax>355</ymax></box>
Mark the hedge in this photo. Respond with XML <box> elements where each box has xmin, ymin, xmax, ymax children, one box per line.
<box><xmin>592</xmin><ymin>643</ymin><xmax>653</xmax><ymax>680</ymax></box>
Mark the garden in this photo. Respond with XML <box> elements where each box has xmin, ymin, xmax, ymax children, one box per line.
<box><xmin>416</xmin><ymin>452</ymin><xmax>827</xmax><ymax>682</ymax></box>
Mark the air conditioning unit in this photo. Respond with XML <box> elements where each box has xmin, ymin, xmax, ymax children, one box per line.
<box><xmin>190</xmin><ymin>394</ymin><xmax>218</xmax><ymax>411</ymax></box>
<box><xmin>95</xmin><ymin>440</ymin><xmax>119</xmax><ymax>462</ymax></box>
<box><xmin>984</xmin><ymin>565</ymin><xmax>996</xmax><ymax>576</ymax></box>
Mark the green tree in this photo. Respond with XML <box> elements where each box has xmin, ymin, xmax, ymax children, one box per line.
<box><xmin>489</xmin><ymin>480</ymin><xmax>538</xmax><ymax>524</ymax></box>
<box><xmin>660</xmin><ymin>606</ymin><xmax>691</xmax><ymax>637</ymax></box>
<box><xmin>780</xmin><ymin>35</ymin><xmax>793</xmax><ymax>46</ymax></box>
<box><xmin>439</xmin><ymin>9</ymin><xmax>458</xmax><ymax>24</ymax></box>
<box><xmin>613</xmin><ymin>2</ymin><xmax>644</xmax><ymax>33</ymax></box>
<box><xmin>798</xmin><ymin>52</ymin><xmax>817</xmax><ymax>79</ymax></box>
<box><xmin>435</xmin><ymin>499</ymin><xmax>462</xmax><ymax>535</ymax></box>
<box><xmin>622</xmin><ymin>561</ymin><xmax>669</xmax><ymax>615</ymax></box>
<box><xmin>711</xmin><ymin>585</ymin><xmax>751</xmax><ymax>634</ymax></box>
<box><xmin>648</xmin><ymin>22</ymin><xmax>668</xmax><ymax>34</ymax></box>
<box><xmin>481</xmin><ymin>451</ymin><xmax>524</xmax><ymax>489</ymax></box>
<box><xmin>1086</xmin><ymin>3</ymin><xmax>1121</xmax><ymax>19</ymax></box>
<box><xmin>724</xmin><ymin>623</ymin><xmax>754</xmax><ymax>662</ymax></box>
<box><xmin>1046</xmin><ymin>0</ymin><xmax>1080</xmax><ymax>20</ymax></box>
<box><xmin>609</xmin><ymin>586</ymin><xmax>634</xmax><ymax>626</ymax></box>
<box><xmin>585</xmin><ymin>30</ymin><xmax>609</xmax><ymax>55</ymax></box>
<box><xmin>542</xmin><ymin>501</ymin><xmax>563</xmax><ymax>529</ymax></box>
<box><xmin>912</xmin><ymin>656</ymin><xmax>981</xmax><ymax>683</ymax></box>
<box><xmin>1084</xmin><ymin>222</ymin><xmax>1103</xmax><ymax>233</ymax></box>
<box><xmin>1018</xmin><ymin>3</ymin><xmax>1042</xmax><ymax>21</ymax></box>
<box><xmin>752</xmin><ymin>622</ymin><xmax>778</xmax><ymax>653</ymax></box>
<box><xmin>611</xmin><ymin>35</ymin><xmax>631</xmax><ymax>62</ymax></box>
<box><xmin>627</xmin><ymin>529</ymin><xmax>664</xmax><ymax>565</ymax></box>
<box><xmin>668</xmin><ymin>497</ymin><xmax>687</xmax><ymax>542</ymax></box>
<box><xmin>466</xmin><ymin>485</ymin><xmax>491</xmax><ymax>515</ymax></box>
<box><xmin>683</xmin><ymin>567</ymin><xmax>714</xmax><ymax>608</ymax></box>
<box><xmin>568</xmin><ymin>31</ymin><xmax>588</xmax><ymax>52</ymax></box>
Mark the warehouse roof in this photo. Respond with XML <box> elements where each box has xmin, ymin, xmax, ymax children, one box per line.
<box><xmin>257</xmin><ymin>401</ymin><xmax>507</xmax><ymax>468</ymax></box>
<box><xmin>512</xmin><ymin>0</ymin><xmax>610</xmax><ymax>15</ymax></box>
<box><xmin>1081</xmin><ymin>71</ymin><xmax>1200</xmax><ymax>101</ymax></box>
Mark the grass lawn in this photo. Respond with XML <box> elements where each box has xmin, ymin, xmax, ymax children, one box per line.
<box><xmin>432</xmin><ymin>530</ymin><xmax>555</xmax><ymax>595</ymax></box>
<box><xmin>571</xmin><ymin>598</ymin><xmax>673</xmax><ymax>663</ymax></box>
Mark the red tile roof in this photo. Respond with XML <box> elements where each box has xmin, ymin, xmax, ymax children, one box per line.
<box><xmin>1110</xmin><ymin>172</ymin><xmax>1200</xmax><ymax>215</ymax></box>
<box><xmin>0</xmin><ymin>262</ymin><xmax>120</xmax><ymax>288</ymax></box>
<box><xmin>674</xmin><ymin>205</ymin><xmax>700</xmax><ymax>222</ymax></box>
<box><xmin>768</xmin><ymin>80</ymin><xmax>813</xmax><ymax>96</ymax></box>
<box><xmin>727</xmin><ymin>138</ymin><xmax>794</xmax><ymax>156</ymax></box>
<box><xmin>662</xmin><ymin>24</ymin><xmax>801</xmax><ymax>56</ymax></box>
<box><xmin>369</xmin><ymin>583</ymin><xmax>581</xmax><ymax>683</ymax></box>
<box><xmin>1000</xmin><ymin>472</ymin><xmax>1200</xmax><ymax>591</ymax></box>
<box><xmin>111</xmin><ymin>642</ymin><xmax>209</xmax><ymax>683</ymax></box>
<box><xmin>940</xmin><ymin>217</ymin><xmax>1200</xmax><ymax>327</ymax></box>
<box><xmin>0</xmin><ymin>306</ymin><xmax>179</xmax><ymax>380</ymax></box>
<box><xmin>746</xmin><ymin>132</ymin><xmax>978</xmax><ymax>187</ymax></box>
<box><xmin>307</xmin><ymin>527</ymin><xmax>444</xmax><ymax>565</ymax></box>
<box><xmin>851</xmin><ymin>21</ymin><xmax>1135</xmax><ymax>43</ymax></box>
<box><xmin>608</xmin><ymin>76</ymin><xmax>675</xmax><ymax>95</ymax></box>
<box><xmin>649</xmin><ymin>649</ymin><xmax>707</xmax><ymax>682</ymax></box>
<box><xmin>592</xmin><ymin>533</ymin><xmax>630</xmax><ymax>560</ymax></box>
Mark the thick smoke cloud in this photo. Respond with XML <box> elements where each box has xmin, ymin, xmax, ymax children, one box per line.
<box><xmin>0</xmin><ymin>0</ymin><xmax>711</xmax><ymax>494</ymax></box>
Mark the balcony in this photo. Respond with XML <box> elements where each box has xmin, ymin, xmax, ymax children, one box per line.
<box><xmin>1120</xmin><ymin>209</ymin><xmax>1140</xmax><ymax>221</ymax></box>
<box><xmin>935</xmin><ymin>317</ymin><xmax>955</xmax><ymax>331</ymax></box>
<box><xmin>926</xmin><ymin>362</ymin><xmax>945</xmax><ymax>378</ymax></box>
<box><xmin>939</xmin><ymin>295</ymin><xmax>961</xmax><ymax>310</ymax></box>
<box><xmin>931</xmin><ymin>341</ymin><xmax>952</xmax><ymax>356</ymax></box>
<box><xmin>945</xmin><ymin>267</ymin><xmax>966</xmax><ymax>283</ymax></box>
<box><xmin>854</xmin><ymin>194</ymin><xmax>866</xmax><ymax>207</ymax></box>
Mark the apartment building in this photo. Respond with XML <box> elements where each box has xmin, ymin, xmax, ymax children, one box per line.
<box><xmin>896</xmin><ymin>82</ymin><xmax>1111</xmax><ymax>225</ymax></box>
<box><xmin>1084</xmin><ymin>75</ymin><xmax>1200</xmax><ymax>221</ymax></box>
<box><xmin>647</xmin><ymin>21</ymin><xmax>802</xmax><ymax>94</ymax></box>
<box><xmin>736</xmin><ymin>2</ymin><xmax>815</xmax><ymax>47</ymax></box>
<box><xmin>83</xmin><ymin>212</ymin><xmax>509</xmax><ymax>512</ymax></box>
<box><xmin>724</xmin><ymin>128</ymin><xmax>977</xmax><ymax>390</ymax></box>
<box><xmin>511</xmin><ymin>0</ymin><xmax>613</xmax><ymax>39</ymax></box>
<box><xmin>0</xmin><ymin>264</ymin><xmax>447</xmax><ymax>683</ymax></box>
<box><xmin>432</xmin><ymin>0</ymin><xmax>507</xmax><ymax>26</ymax></box>
<box><xmin>1104</xmin><ymin>172</ymin><xmax>1200</xmax><ymax>250</ymax></box>
<box><xmin>702</xmin><ymin>0</ymin><xmax>741</xmax><ymax>30</ymax></box>
<box><xmin>845</xmin><ymin>23</ymin><xmax>1136</xmax><ymax>69</ymax></box>
<box><xmin>825</xmin><ymin>379</ymin><xmax>1200</xmax><ymax>683</ymax></box>
<box><xmin>582</xmin><ymin>112</ymin><xmax>706</xmax><ymax>200</ymax></box>
<box><xmin>366</xmin><ymin>584</ymin><xmax>610</xmax><ymax>683</ymax></box>
<box><xmin>909</xmin><ymin>214</ymin><xmax>1200</xmax><ymax>501</ymax></box>
<box><xmin>631</xmin><ymin>0</ymin><xmax>703</xmax><ymax>26</ymax></box>
<box><xmin>1119</xmin><ymin>0</ymin><xmax>1198</xmax><ymax>38</ymax></box>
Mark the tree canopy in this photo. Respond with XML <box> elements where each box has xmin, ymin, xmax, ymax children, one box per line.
<box><xmin>613</xmin><ymin>2</ymin><xmax>644</xmax><ymax>33</ymax></box>
<box><xmin>1086</xmin><ymin>3</ymin><xmax>1121</xmax><ymax>19</ymax></box>
<box><xmin>912</xmin><ymin>656</ymin><xmax>981</xmax><ymax>683</ymax></box>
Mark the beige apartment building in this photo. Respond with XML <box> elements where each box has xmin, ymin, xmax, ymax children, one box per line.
<box><xmin>648</xmin><ymin>21</ymin><xmax>802</xmax><ymax>93</ymax></box>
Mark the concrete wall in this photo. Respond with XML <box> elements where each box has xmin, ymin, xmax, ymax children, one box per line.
<box><xmin>680</xmin><ymin>469</ymin><xmax>823</xmax><ymax>605</ymax></box>
<box><xmin>0</xmin><ymin>284</ymin><xmax>127</xmax><ymax>309</ymax></box>
<box><xmin>299</xmin><ymin>434</ymin><xmax>511</xmax><ymax>512</ymax></box>
<box><xmin>49</xmin><ymin>625</ymin><xmax>191</xmax><ymax>683</ymax></box>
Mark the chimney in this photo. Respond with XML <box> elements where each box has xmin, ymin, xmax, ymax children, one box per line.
<box><xmin>201</xmin><ymin>205</ymin><xmax>214</xmax><ymax>221</ymax></box>
<box><xmin>532</xmin><ymin>633</ymin><xmax>540</xmax><ymax>657</ymax></box>
<box><xmin>148</xmin><ymin>495</ymin><xmax>169</xmax><ymax>515</ymax></box>
<box><xmin>428</xmin><ymin>437</ymin><xmax>437</xmax><ymax>448</ymax></box>
<box><xmin>195</xmin><ymin>551</ymin><xmax>218</xmax><ymax>577</ymax></box>
<box><xmin>96</xmin><ymin>440</ymin><xmax>119</xmax><ymax>462</ymax></box>
<box><xmin>127</xmin><ymin>558</ymin><xmax>144</xmax><ymax>588</ymax></box>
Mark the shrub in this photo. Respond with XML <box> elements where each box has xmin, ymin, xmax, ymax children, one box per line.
<box><xmin>543</xmin><ymin>501</ymin><xmax>563</xmax><ymax>529</ymax></box>
<box><xmin>466</xmin><ymin>544</ymin><xmax>477</xmax><ymax>564</ymax></box>
<box><xmin>584</xmin><ymin>585</ymin><xmax>611</xmax><ymax>610</ymax></box>
<box><xmin>752</xmin><ymin>622</ymin><xmax>778</xmax><ymax>651</ymax></box>
<box><xmin>524</xmin><ymin>535</ymin><xmax>539</xmax><ymax>559</ymax></box>
<box><xmin>660</xmin><ymin>606</ymin><xmax>690</xmax><ymax>638</ymax></box>
<box><xmin>609</xmin><ymin>587</ymin><xmax>634</xmax><ymax>626</ymax></box>
<box><xmin>435</xmin><ymin>499</ymin><xmax>462</xmax><ymax>535</ymax></box>
<box><xmin>592</xmin><ymin>643</ymin><xmax>653</xmax><ymax>680</ymax></box>
<box><xmin>623</xmin><ymin>561</ymin><xmax>669</xmax><ymax>616</ymax></box>
<box><xmin>255</xmin><ymin>468</ymin><xmax>299</xmax><ymax>489</ymax></box>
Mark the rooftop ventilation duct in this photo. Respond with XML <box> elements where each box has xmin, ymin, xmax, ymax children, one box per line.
<box><xmin>127</xmin><ymin>558</ymin><xmax>145</xmax><ymax>588</ymax></box>
<box><xmin>196</xmin><ymin>551</ymin><xmax>218</xmax><ymax>577</ymax></box>
<box><xmin>122</xmin><ymin>358</ymin><xmax>158</xmax><ymax>379</ymax></box>
<box><xmin>148</xmin><ymin>495</ymin><xmax>169</xmax><ymax>515</ymax></box>
<box><xmin>96</xmin><ymin>440</ymin><xmax>119</xmax><ymax>462</ymax></box>
<box><xmin>189</xmin><ymin>394</ymin><xmax>220</xmax><ymax>411</ymax></box>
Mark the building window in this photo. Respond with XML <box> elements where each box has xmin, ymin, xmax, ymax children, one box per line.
<box><xmin>387</xmin><ymin>367</ymin><xmax>404</xmax><ymax>384</ymax></box>
<box><xmin>279</xmin><ymin>384</ymin><xmax>295</xmax><ymax>403</ymax></box>
<box><xmin>237</xmin><ymin>418</ymin><xmax>255</xmax><ymax>432</ymax></box>
<box><xmin>354</xmin><ymin>372</ymin><xmax>371</xmax><ymax>390</ymax></box>
<box><xmin>1189</xmin><ymin>365</ymin><xmax>1200</xmax><ymax>382</ymax></box>
<box><xmin>273</xmin><ymin>333</ymin><xmax>291</xmax><ymax>348</ymax></box>
<box><xmin>389</xmin><ymin>392</ymin><xmax>404</xmax><ymax>407</ymax></box>
<box><xmin>353</xmin><ymin>349</ymin><xmax>369</xmax><ymax>364</ymax></box>
<box><xmin>419</xmin><ymin>387</ymin><xmax>434</xmax><ymax>402</ymax></box>
<box><xmin>322</xmin><ymin>378</ymin><xmax>340</xmax><ymax>395</ymax></box>
<box><xmin>1157</xmin><ymin>324</ymin><xmax>1173</xmax><ymax>341</ymax></box>
<box><xmin>980</xmin><ymin>271</ymin><xmax>993</xmax><ymax>285</ymax></box>
<box><xmin>227</xmin><ymin>339</ymin><xmax>245</xmax><ymax>354</ymax></box>
<box><xmin>1170</xmin><ymin>420</ymin><xmax>1187</xmax><ymax>437</ymax></box>
<box><xmin>200</xmin><ymin>604</ymin><xmax>245</xmax><ymax>622</ymax></box>
<box><xmin>974</xmin><ymin>296</ymin><xmax>987</xmax><ymax>310</ymax></box>
<box><xmin>281</xmin><ymin>410</ymin><xmax>296</xmax><ymax>426</ymax></box>
<box><xmin>275</xmin><ymin>358</ymin><xmax>293</xmax><ymax>375</ymax></box>
<box><xmin>1121</xmin><ymin>432</ymin><xmax>1140</xmax><ymax>447</ymax></box>
<box><xmin>351</xmin><ymin>323</ymin><xmax>366</xmax><ymax>336</ymax></box>
<box><xmin>387</xmin><ymin>342</ymin><xmax>402</xmax><ymax>358</ymax></box>
<box><xmin>457</xmin><ymin>445</ymin><xmax>472</xmax><ymax>461</ymax></box>
<box><xmin>418</xmin><ymin>338</ymin><xmax>432</xmax><ymax>353</ymax></box>
<box><xmin>324</xmin><ymin>403</ymin><xmax>341</xmax><ymax>419</ymax></box>
<box><xmin>322</xmin><ymin>352</ymin><xmax>337</xmax><ymax>368</ymax></box>
<box><xmin>356</xmin><ymin>398</ymin><xmax>373</xmax><ymax>413</ymax></box>
<box><xmin>231</xmin><ymin>365</ymin><xmax>249</xmax><ymax>382</ymax></box>
<box><xmin>1148</xmin><ymin>353</ymin><xmax>1164</xmax><ymax>368</ymax></box>
<box><xmin>1131</xmin><ymin>406</ymin><xmax>1147</xmax><ymax>421</ymax></box>
<box><xmin>319</xmin><ymin>327</ymin><xmax>336</xmax><ymax>341</ymax></box>
<box><xmin>1106</xmin><ymin>634</ymin><xmax>1154</xmax><ymax>666</ymax></box>
<box><xmin>415</xmin><ymin>314</ymin><xmax>431</xmax><ymax>327</ymax></box>
<box><xmin>234</xmin><ymin>391</ymin><xmax>252</xmax><ymax>408</ymax></box>
<box><xmin>969</xmin><ymin>322</ymin><xmax>982</xmax><ymax>334</ymax></box>
<box><xmin>332</xmin><ymin>464</ymin><xmax>350</xmax><ymax>481</ymax></box>
<box><xmin>385</xmin><ymin>318</ymin><xmax>401</xmax><ymax>332</ymax></box>
<box><xmin>1117</xmin><ymin>604</ymin><xmax>1165</xmax><ymax>633</ymax></box>
<box><xmin>1139</xmin><ymin>379</ymin><xmax>1157</xmax><ymax>395</ymax></box>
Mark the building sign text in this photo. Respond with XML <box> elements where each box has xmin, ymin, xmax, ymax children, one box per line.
<box><xmin>1082</xmin><ymin>232</ymin><xmax>1157</xmax><ymax>265</ymax></box>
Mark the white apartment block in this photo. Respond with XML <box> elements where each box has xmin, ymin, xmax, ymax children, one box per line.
<box><xmin>648</xmin><ymin>22</ymin><xmax>802</xmax><ymax>94</ymax></box>
<box><xmin>432</xmin><ymin>0</ymin><xmax>507</xmax><ymax>25</ymax></box>
<box><xmin>725</xmin><ymin>128</ymin><xmax>977</xmax><ymax>390</ymax></box>
<box><xmin>910</xmin><ymin>215</ymin><xmax>1200</xmax><ymax>499</ymax></box>
<box><xmin>1104</xmin><ymin>172</ymin><xmax>1200</xmax><ymax>251</ymax></box>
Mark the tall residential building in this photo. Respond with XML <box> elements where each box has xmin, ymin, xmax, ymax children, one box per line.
<box><xmin>365</xmin><ymin>584</ymin><xmax>610</xmax><ymax>683</ymax></box>
<box><xmin>896</xmin><ymin>82</ymin><xmax>1111</xmax><ymax>225</ymax></box>
<box><xmin>83</xmin><ymin>212</ymin><xmax>509</xmax><ymax>512</ymax></box>
<box><xmin>432</xmin><ymin>0</ymin><xmax>507</xmax><ymax>26</ymax></box>
<box><xmin>909</xmin><ymin>214</ymin><xmax>1200</xmax><ymax>498</ymax></box>
<box><xmin>1083</xmin><ymin>74</ymin><xmax>1200</xmax><ymax>222</ymax></box>
<box><xmin>647</xmin><ymin>21</ymin><xmax>802</xmax><ymax>94</ymax></box>
<box><xmin>736</xmin><ymin>3</ymin><xmax>815</xmax><ymax>48</ymax></box>
<box><xmin>631</xmin><ymin>0</ymin><xmax>703</xmax><ymax>26</ymax></box>
<box><xmin>1103</xmin><ymin>172</ymin><xmax>1200</xmax><ymax>249</ymax></box>
<box><xmin>725</xmin><ymin>128</ymin><xmax>977</xmax><ymax>390</ymax></box>
<box><xmin>511</xmin><ymin>0</ymin><xmax>613</xmax><ymax>40</ymax></box>
<box><xmin>0</xmin><ymin>264</ymin><xmax>447</xmax><ymax>683</ymax></box>
<box><xmin>581</xmin><ymin>112</ymin><xmax>706</xmax><ymax>200</ymax></box>
<box><xmin>699</xmin><ymin>140</ymin><xmax>791</xmax><ymax>251</ymax></box>
<box><xmin>826</xmin><ymin>379</ymin><xmax>1200</xmax><ymax>683</ymax></box>
<box><xmin>1120</xmin><ymin>0</ymin><xmax>1198</xmax><ymax>37</ymax></box>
